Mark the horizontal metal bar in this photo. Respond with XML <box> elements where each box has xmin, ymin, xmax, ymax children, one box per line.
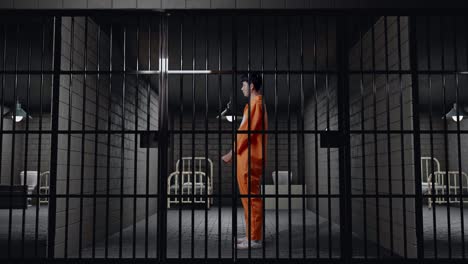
<box><xmin>4</xmin><ymin>129</ymin><xmax>468</xmax><ymax>134</ymax></box>
<box><xmin>3</xmin><ymin>193</ymin><xmax>467</xmax><ymax>199</ymax></box>
<box><xmin>5</xmin><ymin>257</ymin><xmax>468</xmax><ymax>264</ymax></box>
<box><xmin>0</xmin><ymin>194</ymin><xmax>159</xmax><ymax>198</ymax></box>
<box><xmin>3</xmin><ymin>69</ymin><xmax>468</xmax><ymax>75</ymax></box>
<box><xmin>3</xmin><ymin>9</ymin><xmax>468</xmax><ymax>16</ymax></box>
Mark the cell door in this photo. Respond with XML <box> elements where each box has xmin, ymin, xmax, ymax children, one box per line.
<box><xmin>163</xmin><ymin>13</ymin><xmax>344</xmax><ymax>262</ymax></box>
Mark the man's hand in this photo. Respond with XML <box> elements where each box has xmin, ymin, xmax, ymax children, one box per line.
<box><xmin>222</xmin><ymin>150</ymin><xmax>232</xmax><ymax>164</ymax></box>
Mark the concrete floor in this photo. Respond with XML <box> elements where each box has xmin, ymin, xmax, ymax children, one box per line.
<box><xmin>81</xmin><ymin>207</ymin><xmax>343</xmax><ymax>259</ymax></box>
<box><xmin>423</xmin><ymin>205</ymin><xmax>468</xmax><ymax>258</ymax></box>
<box><xmin>2</xmin><ymin>204</ymin><xmax>468</xmax><ymax>259</ymax></box>
<box><xmin>0</xmin><ymin>205</ymin><xmax>48</xmax><ymax>258</ymax></box>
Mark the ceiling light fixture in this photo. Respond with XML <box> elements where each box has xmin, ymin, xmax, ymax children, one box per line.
<box><xmin>3</xmin><ymin>100</ymin><xmax>32</xmax><ymax>123</ymax></box>
<box><xmin>444</xmin><ymin>103</ymin><xmax>468</xmax><ymax>122</ymax></box>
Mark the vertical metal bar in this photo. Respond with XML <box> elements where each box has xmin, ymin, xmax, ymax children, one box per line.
<box><xmin>78</xmin><ymin>17</ymin><xmax>89</xmax><ymax>258</ymax></box>
<box><xmin>247</xmin><ymin>14</ymin><xmax>252</xmax><ymax>258</ymax></box>
<box><xmin>275</xmin><ymin>16</ymin><xmax>279</xmax><ymax>259</ymax></box>
<box><xmin>274</xmin><ymin>15</ymin><xmax>279</xmax><ymax>260</ymax></box>
<box><xmin>261</xmin><ymin>14</ymin><xmax>266</xmax><ymax>260</ymax></box>
<box><xmin>119</xmin><ymin>25</ymin><xmax>127</xmax><ymax>259</ymax></box>
<box><xmin>157</xmin><ymin>13</ymin><xmax>169</xmax><ymax>262</ymax></box>
<box><xmin>133</xmin><ymin>18</ymin><xmax>140</xmax><ymax>259</ymax></box>
<box><xmin>92</xmin><ymin>22</ymin><xmax>101</xmax><ymax>259</ymax></box>
<box><xmin>337</xmin><ymin>14</ymin><xmax>352</xmax><ymax>263</ymax></box>
<box><xmin>427</xmin><ymin>15</ymin><xmax>437</xmax><ymax>258</ymax></box>
<box><xmin>359</xmin><ymin>16</ymin><xmax>368</xmax><ymax>259</ymax></box>
<box><xmin>457</xmin><ymin>15</ymin><xmax>467</xmax><ymax>259</ymax></box>
<box><xmin>232</xmin><ymin>14</ymin><xmax>238</xmax><ymax>259</ymax></box>
<box><xmin>383</xmin><ymin>16</ymin><xmax>395</xmax><ymax>256</ymax></box>
<box><xmin>440</xmin><ymin>16</ymin><xmax>452</xmax><ymax>259</ymax></box>
<box><xmin>204</xmin><ymin>15</ymin><xmax>209</xmax><ymax>261</ymax></box>
<box><xmin>326</xmin><ymin>17</ymin><xmax>332</xmax><ymax>259</ymax></box>
<box><xmin>313</xmin><ymin>15</ymin><xmax>319</xmax><ymax>260</ymax></box>
<box><xmin>286</xmin><ymin>16</ymin><xmax>292</xmax><ymax>260</ymax></box>
<box><xmin>35</xmin><ymin>18</ymin><xmax>46</xmax><ymax>258</ymax></box>
<box><xmin>7</xmin><ymin>23</ymin><xmax>19</xmax><ymax>259</ymax></box>
<box><xmin>48</xmin><ymin>15</ymin><xmax>62</xmax><ymax>259</ymax></box>
<box><xmin>370</xmin><ymin>17</ymin><xmax>381</xmax><ymax>258</ymax></box>
<box><xmin>397</xmin><ymin>16</ymin><xmax>409</xmax><ymax>259</ymax></box>
<box><xmin>105</xmin><ymin>23</ymin><xmax>113</xmax><ymax>259</ymax></box>
<box><xmin>300</xmin><ymin>15</ymin><xmax>306</xmax><ymax>260</ymax></box>
<box><xmin>0</xmin><ymin>23</ymin><xmax>5</xmax><ymax>258</ymax></box>
<box><xmin>64</xmin><ymin>17</ymin><xmax>74</xmax><ymax>258</ymax></box>
<box><xmin>190</xmin><ymin>15</ymin><xmax>196</xmax><ymax>259</ymax></box>
<box><xmin>178</xmin><ymin>16</ymin><xmax>183</xmax><ymax>259</ymax></box>
<box><xmin>21</xmin><ymin>21</ymin><xmax>33</xmax><ymax>258</ymax></box>
<box><xmin>409</xmin><ymin>15</ymin><xmax>425</xmax><ymax>262</ymax></box>
<box><xmin>144</xmin><ymin>18</ymin><xmax>151</xmax><ymax>260</ymax></box>
<box><xmin>217</xmin><ymin>15</ymin><xmax>222</xmax><ymax>259</ymax></box>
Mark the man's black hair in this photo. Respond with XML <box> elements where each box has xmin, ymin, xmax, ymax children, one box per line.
<box><xmin>240</xmin><ymin>73</ymin><xmax>262</xmax><ymax>91</ymax></box>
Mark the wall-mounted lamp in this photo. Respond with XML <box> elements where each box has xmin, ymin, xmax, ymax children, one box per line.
<box><xmin>216</xmin><ymin>98</ymin><xmax>242</xmax><ymax>123</ymax></box>
<box><xmin>3</xmin><ymin>100</ymin><xmax>32</xmax><ymax>123</ymax></box>
<box><xmin>444</xmin><ymin>103</ymin><xmax>468</xmax><ymax>122</ymax></box>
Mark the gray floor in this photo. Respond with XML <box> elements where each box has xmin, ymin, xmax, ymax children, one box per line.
<box><xmin>423</xmin><ymin>205</ymin><xmax>468</xmax><ymax>258</ymax></box>
<box><xmin>2</xmin><ymin>204</ymin><xmax>468</xmax><ymax>259</ymax></box>
<box><xmin>81</xmin><ymin>207</ymin><xmax>343</xmax><ymax>259</ymax></box>
<box><xmin>0</xmin><ymin>205</ymin><xmax>48</xmax><ymax>258</ymax></box>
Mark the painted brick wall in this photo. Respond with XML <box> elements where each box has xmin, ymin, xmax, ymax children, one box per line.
<box><xmin>54</xmin><ymin>17</ymin><xmax>159</xmax><ymax>257</ymax></box>
<box><xmin>303</xmin><ymin>75</ymin><xmax>340</xmax><ymax>223</ymax></box>
<box><xmin>347</xmin><ymin>16</ymin><xmax>416</xmax><ymax>257</ymax></box>
<box><xmin>302</xmin><ymin>18</ymin><xmax>340</xmax><ymax>232</ymax></box>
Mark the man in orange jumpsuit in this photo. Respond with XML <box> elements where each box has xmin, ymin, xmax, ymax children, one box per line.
<box><xmin>222</xmin><ymin>73</ymin><xmax>268</xmax><ymax>250</ymax></box>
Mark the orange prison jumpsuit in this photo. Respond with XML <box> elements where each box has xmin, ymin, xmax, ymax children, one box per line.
<box><xmin>236</xmin><ymin>95</ymin><xmax>268</xmax><ymax>241</ymax></box>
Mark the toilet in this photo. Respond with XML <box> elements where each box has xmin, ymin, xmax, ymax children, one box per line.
<box><xmin>272</xmin><ymin>171</ymin><xmax>292</xmax><ymax>185</ymax></box>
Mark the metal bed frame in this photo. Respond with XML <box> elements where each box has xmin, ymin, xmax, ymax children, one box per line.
<box><xmin>421</xmin><ymin>157</ymin><xmax>468</xmax><ymax>209</ymax></box>
<box><xmin>167</xmin><ymin>157</ymin><xmax>214</xmax><ymax>208</ymax></box>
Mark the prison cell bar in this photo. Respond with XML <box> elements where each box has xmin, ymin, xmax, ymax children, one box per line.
<box><xmin>326</xmin><ymin>16</ymin><xmax>332</xmax><ymax>259</ymax></box>
<box><xmin>286</xmin><ymin>16</ymin><xmax>293</xmax><ymax>259</ymax></box>
<box><xmin>247</xmin><ymin>14</ymin><xmax>252</xmax><ymax>258</ymax></box>
<box><xmin>35</xmin><ymin>17</ymin><xmax>47</xmax><ymax>258</ymax></box>
<box><xmin>104</xmin><ymin>22</ymin><xmax>113</xmax><ymax>258</ymax></box>
<box><xmin>204</xmin><ymin>15</ymin><xmax>209</xmax><ymax>261</ymax></box>
<box><xmin>20</xmin><ymin>21</ymin><xmax>32</xmax><ymax>258</ymax></box>
<box><xmin>274</xmin><ymin>14</ymin><xmax>280</xmax><ymax>260</ymax></box>
<box><xmin>313</xmin><ymin>15</ymin><xmax>320</xmax><ymax>259</ymax></box>
<box><xmin>396</xmin><ymin>15</ymin><xmax>409</xmax><ymax>259</ymax></box>
<box><xmin>457</xmin><ymin>16</ymin><xmax>466</xmax><ymax>258</ymax></box>
<box><xmin>409</xmin><ymin>15</ymin><xmax>425</xmax><ymax>261</ymax></box>
<box><xmin>92</xmin><ymin>21</ymin><xmax>101</xmax><ymax>259</ymax></box>
<box><xmin>217</xmin><ymin>15</ymin><xmax>223</xmax><ymax>259</ymax></box>
<box><xmin>78</xmin><ymin>17</ymin><xmax>89</xmax><ymax>258</ymax></box>
<box><xmin>358</xmin><ymin>15</ymin><xmax>369</xmax><ymax>259</ymax></box>
<box><xmin>0</xmin><ymin>22</ymin><xmax>5</xmax><ymax>259</ymax></box>
<box><xmin>190</xmin><ymin>15</ymin><xmax>196</xmax><ymax>259</ymax></box>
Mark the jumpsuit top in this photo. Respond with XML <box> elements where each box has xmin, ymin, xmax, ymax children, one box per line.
<box><xmin>236</xmin><ymin>95</ymin><xmax>268</xmax><ymax>177</ymax></box>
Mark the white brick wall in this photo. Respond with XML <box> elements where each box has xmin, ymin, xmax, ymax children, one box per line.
<box><xmin>54</xmin><ymin>16</ymin><xmax>159</xmax><ymax>257</ymax></box>
<box><xmin>347</xmin><ymin>16</ymin><xmax>417</xmax><ymax>257</ymax></box>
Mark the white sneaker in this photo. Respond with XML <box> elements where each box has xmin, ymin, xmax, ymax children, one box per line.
<box><xmin>236</xmin><ymin>237</ymin><xmax>247</xmax><ymax>244</ymax></box>
<box><xmin>237</xmin><ymin>240</ymin><xmax>262</xmax><ymax>250</ymax></box>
